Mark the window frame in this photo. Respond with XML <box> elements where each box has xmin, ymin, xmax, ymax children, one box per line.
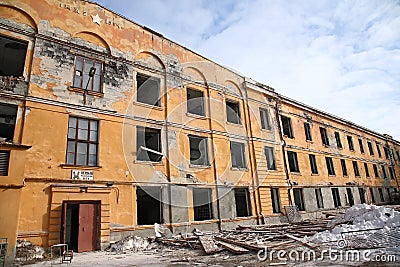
<box><xmin>320</xmin><ymin>127</ymin><xmax>330</xmax><ymax>146</ymax></box>
<box><xmin>340</xmin><ymin>159</ymin><xmax>348</xmax><ymax>176</ymax></box>
<box><xmin>304</xmin><ymin>122</ymin><xmax>312</xmax><ymax>141</ymax></box>
<box><xmin>364</xmin><ymin>162</ymin><xmax>370</xmax><ymax>178</ymax></box>
<box><xmin>186</xmin><ymin>88</ymin><xmax>205</xmax><ymax>117</ymax></box>
<box><xmin>358</xmin><ymin>139</ymin><xmax>365</xmax><ymax>154</ymax></box>
<box><xmin>230</xmin><ymin>141</ymin><xmax>247</xmax><ymax>169</ymax></box>
<box><xmin>293</xmin><ymin>188</ymin><xmax>305</xmax><ymax>211</ymax></box>
<box><xmin>136</xmin><ymin>73</ymin><xmax>161</xmax><ymax>107</ymax></box>
<box><xmin>309</xmin><ymin>154</ymin><xmax>318</xmax><ymax>174</ymax></box>
<box><xmin>331</xmin><ymin>188</ymin><xmax>342</xmax><ymax>208</ymax></box>
<box><xmin>264</xmin><ymin>146</ymin><xmax>276</xmax><ymax>171</ymax></box>
<box><xmin>287</xmin><ymin>151</ymin><xmax>300</xmax><ymax>173</ymax></box>
<box><xmin>376</xmin><ymin>143</ymin><xmax>382</xmax><ymax>158</ymax></box>
<box><xmin>234</xmin><ymin>188</ymin><xmax>252</xmax><ymax>217</ymax></box>
<box><xmin>188</xmin><ymin>135</ymin><xmax>209</xmax><ymax>166</ymax></box>
<box><xmin>271</xmin><ymin>188</ymin><xmax>282</xmax><ymax>213</ymax></box>
<box><xmin>281</xmin><ymin>115</ymin><xmax>294</xmax><ymax>138</ymax></box>
<box><xmin>0</xmin><ymin>150</ymin><xmax>10</xmax><ymax>176</ymax></box>
<box><xmin>259</xmin><ymin>107</ymin><xmax>272</xmax><ymax>130</ymax></box>
<box><xmin>347</xmin><ymin>136</ymin><xmax>354</xmax><ymax>151</ymax></box>
<box><xmin>352</xmin><ymin>161</ymin><xmax>360</xmax><ymax>177</ymax></box>
<box><xmin>315</xmin><ymin>188</ymin><xmax>324</xmax><ymax>209</ymax></box>
<box><xmin>373</xmin><ymin>164</ymin><xmax>379</xmax><ymax>178</ymax></box>
<box><xmin>136</xmin><ymin>126</ymin><xmax>162</xmax><ymax>162</ymax></box>
<box><xmin>193</xmin><ymin>188</ymin><xmax>213</xmax><ymax>221</ymax></box>
<box><xmin>335</xmin><ymin>132</ymin><xmax>342</xmax><ymax>149</ymax></box>
<box><xmin>72</xmin><ymin>56</ymin><xmax>103</xmax><ymax>93</ymax></box>
<box><xmin>367</xmin><ymin>141</ymin><xmax>374</xmax><ymax>156</ymax></box>
<box><xmin>226</xmin><ymin>99</ymin><xmax>241</xmax><ymax>124</ymax></box>
<box><xmin>325</xmin><ymin>157</ymin><xmax>335</xmax><ymax>176</ymax></box>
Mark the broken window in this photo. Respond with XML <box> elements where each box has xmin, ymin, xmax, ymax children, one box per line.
<box><xmin>387</xmin><ymin>188</ymin><xmax>392</xmax><ymax>201</ymax></box>
<box><xmin>137</xmin><ymin>126</ymin><xmax>162</xmax><ymax>162</ymax></box>
<box><xmin>0</xmin><ymin>103</ymin><xmax>17</xmax><ymax>142</ymax></box>
<box><xmin>287</xmin><ymin>151</ymin><xmax>299</xmax><ymax>172</ymax></box>
<box><xmin>0</xmin><ymin>34</ymin><xmax>27</xmax><ymax>77</ymax></box>
<box><xmin>264</xmin><ymin>146</ymin><xmax>276</xmax><ymax>170</ymax></box>
<box><xmin>373</xmin><ymin>164</ymin><xmax>379</xmax><ymax>178</ymax></box>
<box><xmin>370</xmin><ymin>188</ymin><xmax>375</xmax><ymax>203</ymax></box>
<box><xmin>189</xmin><ymin>135</ymin><xmax>209</xmax><ymax>166</ymax></box>
<box><xmin>331</xmin><ymin>188</ymin><xmax>341</xmax><ymax>208</ymax></box>
<box><xmin>383</xmin><ymin>146</ymin><xmax>389</xmax><ymax>159</ymax></box>
<box><xmin>364</xmin><ymin>163</ymin><xmax>370</xmax><ymax>178</ymax></box>
<box><xmin>358</xmin><ymin>188</ymin><xmax>366</xmax><ymax>204</ymax></box>
<box><xmin>234</xmin><ymin>188</ymin><xmax>252</xmax><ymax>217</ymax></box>
<box><xmin>347</xmin><ymin>136</ymin><xmax>354</xmax><ymax>151</ymax></box>
<box><xmin>378</xmin><ymin>188</ymin><xmax>385</xmax><ymax>202</ymax></box>
<box><xmin>309</xmin><ymin>154</ymin><xmax>318</xmax><ymax>174</ymax></box>
<box><xmin>136</xmin><ymin>73</ymin><xmax>160</xmax><ymax>106</ymax></box>
<box><xmin>293</xmin><ymin>188</ymin><xmax>305</xmax><ymax>211</ymax></box>
<box><xmin>367</xmin><ymin>141</ymin><xmax>374</xmax><ymax>156</ymax></box>
<box><xmin>325</xmin><ymin>157</ymin><xmax>335</xmax><ymax>176</ymax></box>
<box><xmin>381</xmin><ymin>165</ymin><xmax>388</xmax><ymax>179</ymax></box>
<box><xmin>73</xmin><ymin>57</ymin><xmax>102</xmax><ymax>92</ymax></box>
<box><xmin>137</xmin><ymin>187</ymin><xmax>162</xmax><ymax>225</ymax></box>
<box><xmin>389</xmin><ymin>166</ymin><xmax>395</xmax><ymax>180</ymax></box>
<box><xmin>335</xmin><ymin>132</ymin><xmax>342</xmax><ymax>148</ymax></box>
<box><xmin>340</xmin><ymin>159</ymin><xmax>348</xmax><ymax>176</ymax></box>
<box><xmin>320</xmin><ymin>127</ymin><xmax>329</xmax><ymax>146</ymax></box>
<box><xmin>304</xmin><ymin>122</ymin><xmax>312</xmax><ymax>141</ymax></box>
<box><xmin>271</xmin><ymin>188</ymin><xmax>281</xmax><ymax>213</ymax></box>
<box><xmin>0</xmin><ymin>150</ymin><xmax>10</xmax><ymax>176</ymax></box>
<box><xmin>315</xmin><ymin>188</ymin><xmax>324</xmax><ymax>209</ymax></box>
<box><xmin>260</xmin><ymin>108</ymin><xmax>271</xmax><ymax>130</ymax></box>
<box><xmin>346</xmin><ymin>188</ymin><xmax>354</xmax><ymax>206</ymax></box>
<box><xmin>358</xmin><ymin>139</ymin><xmax>365</xmax><ymax>153</ymax></box>
<box><xmin>352</xmin><ymin>161</ymin><xmax>360</xmax><ymax>177</ymax></box>
<box><xmin>187</xmin><ymin>88</ymin><xmax>205</xmax><ymax>116</ymax></box>
<box><xmin>281</xmin><ymin>115</ymin><xmax>294</xmax><ymax>138</ymax></box>
<box><xmin>376</xmin><ymin>143</ymin><xmax>382</xmax><ymax>157</ymax></box>
<box><xmin>226</xmin><ymin>100</ymin><xmax>241</xmax><ymax>124</ymax></box>
<box><xmin>230</xmin><ymin>141</ymin><xmax>246</xmax><ymax>169</ymax></box>
<box><xmin>193</xmin><ymin>188</ymin><xmax>213</xmax><ymax>221</ymax></box>
<box><xmin>66</xmin><ymin>117</ymin><xmax>98</xmax><ymax>166</ymax></box>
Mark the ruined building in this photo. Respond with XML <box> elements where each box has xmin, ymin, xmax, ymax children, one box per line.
<box><xmin>0</xmin><ymin>0</ymin><xmax>399</xmax><ymax>263</ymax></box>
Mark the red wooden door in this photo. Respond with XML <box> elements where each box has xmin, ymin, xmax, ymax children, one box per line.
<box><xmin>78</xmin><ymin>203</ymin><xmax>96</xmax><ymax>252</ymax></box>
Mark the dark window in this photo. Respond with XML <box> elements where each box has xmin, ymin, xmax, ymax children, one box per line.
<box><xmin>73</xmin><ymin>57</ymin><xmax>102</xmax><ymax>92</ymax></box>
<box><xmin>193</xmin><ymin>188</ymin><xmax>213</xmax><ymax>221</ymax></box>
<box><xmin>315</xmin><ymin>188</ymin><xmax>324</xmax><ymax>209</ymax></box>
<box><xmin>331</xmin><ymin>188</ymin><xmax>341</xmax><ymax>207</ymax></box>
<box><xmin>378</xmin><ymin>188</ymin><xmax>385</xmax><ymax>202</ymax></box>
<box><xmin>359</xmin><ymin>188</ymin><xmax>366</xmax><ymax>204</ymax></box>
<box><xmin>66</xmin><ymin>117</ymin><xmax>99</xmax><ymax>166</ymax></box>
<box><xmin>325</xmin><ymin>157</ymin><xmax>335</xmax><ymax>176</ymax></box>
<box><xmin>287</xmin><ymin>151</ymin><xmax>299</xmax><ymax>172</ymax></box>
<box><xmin>137</xmin><ymin>187</ymin><xmax>162</xmax><ymax>225</ymax></box>
<box><xmin>0</xmin><ymin>34</ymin><xmax>28</xmax><ymax>76</ymax></box>
<box><xmin>187</xmin><ymin>88</ymin><xmax>205</xmax><ymax>116</ymax></box>
<box><xmin>226</xmin><ymin>100</ymin><xmax>241</xmax><ymax>124</ymax></box>
<box><xmin>352</xmin><ymin>161</ymin><xmax>360</xmax><ymax>177</ymax></box>
<box><xmin>304</xmin><ymin>122</ymin><xmax>312</xmax><ymax>141</ymax></box>
<box><xmin>376</xmin><ymin>143</ymin><xmax>382</xmax><ymax>157</ymax></box>
<box><xmin>347</xmin><ymin>136</ymin><xmax>354</xmax><ymax>151</ymax></box>
<box><xmin>234</xmin><ymin>188</ymin><xmax>252</xmax><ymax>217</ymax></box>
<box><xmin>320</xmin><ymin>127</ymin><xmax>329</xmax><ymax>146</ymax></box>
<box><xmin>389</xmin><ymin>166</ymin><xmax>395</xmax><ymax>180</ymax></box>
<box><xmin>383</xmin><ymin>146</ymin><xmax>389</xmax><ymax>159</ymax></box>
<box><xmin>346</xmin><ymin>188</ymin><xmax>354</xmax><ymax>206</ymax></box>
<box><xmin>340</xmin><ymin>159</ymin><xmax>348</xmax><ymax>176</ymax></box>
<box><xmin>0</xmin><ymin>150</ymin><xmax>10</xmax><ymax>176</ymax></box>
<box><xmin>381</xmin><ymin>165</ymin><xmax>388</xmax><ymax>179</ymax></box>
<box><xmin>387</xmin><ymin>188</ymin><xmax>392</xmax><ymax>201</ymax></box>
<box><xmin>189</xmin><ymin>135</ymin><xmax>209</xmax><ymax>166</ymax></box>
<box><xmin>370</xmin><ymin>188</ymin><xmax>375</xmax><ymax>203</ymax></box>
<box><xmin>397</xmin><ymin>151</ymin><xmax>400</xmax><ymax>161</ymax></box>
<box><xmin>281</xmin><ymin>115</ymin><xmax>294</xmax><ymax>138</ymax></box>
<box><xmin>373</xmin><ymin>164</ymin><xmax>379</xmax><ymax>178</ymax></box>
<box><xmin>136</xmin><ymin>73</ymin><xmax>160</xmax><ymax>106</ymax></box>
<box><xmin>230</xmin><ymin>141</ymin><xmax>246</xmax><ymax>168</ymax></box>
<box><xmin>293</xmin><ymin>188</ymin><xmax>305</xmax><ymax>211</ymax></box>
<box><xmin>260</xmin><ymin>108</ymin><xmax>272</xmax><ymax>130</ymax></box>
<box><xmin>137</xmin><ymin>127</ymin><xmax>162</xmax><ymax>162</ymax></box>
<box><xmin>309</xmin><ymin>154</ymin><xmax>318</xmax><ymax>174</ymax></box>
<box><xmin>0</xmin><ymin>103</ymin><xmax>17</xmax><ymax>142</ymax></box>
<box><xmin>264</xmin><ymin>146</ymin><xmax>276</xmax><ymax>170</ymax></box>
<box><xmin>358</xmin><ymin>139</ymin><xmax>365</xmax><ymax>153</ymax></box>
<box><xmin>335</xmin><ymin>132</ymin><xmax>342</xmax><ymax>148</ymax></box>
<box><xmin>271</xmin><ymin>188</ymin><xmax>281</xmax><ymax>213</ymax></box>
<box><xmin>367</xmin><ymin>141</ymin><xmax>374</xmax><ymax>156</ymax></box>
<box><xmin>364</xmin><ymin>163</ymin><xmax>370</xmax><ymax>178</ymax></box>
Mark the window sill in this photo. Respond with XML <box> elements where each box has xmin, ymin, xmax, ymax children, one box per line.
<box><xmin>226</xmin><ymin>121</ymin><xmax>243</xmax><ymax>127</ymax></box>
<box><xmin>231</xmin><ymin>167</ymin><xmax>248</xmax><ymax>171</ymax></box>
<box><xmin>186</xmin><ymin>112</ymin><xmax>208</xmax><ymax>120</ymax></box>
<box><xmin>311</xmin><ymin>173</ymin><xmax>319</xmax><ymax>176</ymax></box>
<box><xmin>328</xmin><ymin>175</ymin><xmax>336</xmax><ymax>177</ymax></box>
<box><xmin>266</xmin><ymin>169</ymin><xmax>278</xmax><ymax>172</ymax></box>
<box><xmin>306</xmin><ymin>140</ymin><xmax>313</xmax><ymax>143</ymax></box>
<box><xmin>189</xmin><ymin>164</ymin><xmax>211</xmax><ymax>169</ymax></box>
<box><xmin>133</xmin><ymin>101</ymin><xmax>163</xmax><ymax>110</ymax></box>
<box><xmin>135</xmin><ymin>160</ymin><xmax>164</xmax><ymax>166</ymax></box>
<box><xmin>283</xmin><ymin>135</ymin><xmax>295</xmax><ymax>139</ymax></box>
<box><xmin>59</xmin><ymin>164</ymin><xmax>102</xmax><ymax>170</ymax></box>
<box><xmin>290</xmin><ymin>172</ymin><xmax>301</xmax><ymax>175</ymax></box>
<box><xmin>343</xmin><ymin>175</ymin><xmax>349</xmax><ymax>178</ymax></box>
<box><xmin>69</xmin><ymin>86</ymin><xmax>104</xmax><ymax>97</ymax></box>
<box><xmin>261</xmin><ymin>128</ymin><xmax>273</xmax><ymax>132</ymax></box>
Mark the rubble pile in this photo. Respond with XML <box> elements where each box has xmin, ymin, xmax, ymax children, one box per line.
<box><xmin>14</xmin><ymin>239</ymin><xmax>46</xmax><ymax>265</ymax></box>
<box><xmin>107</xmin><ymin>235</ymin><xmax>152</xmax><ymax>253</ymax></box>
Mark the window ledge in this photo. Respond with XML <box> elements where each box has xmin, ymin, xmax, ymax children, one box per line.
<box><xmin>261</xmin><ymin>128</ymin><xmax>273</xmax><ymax>132</ymax></box>
<box><xmin>69</xmin><ymin>86</ymin><xmax>104</xmax><ymax>97</ymax></box>
<box><xmin>134</xmin><ymin>160</ymin><xmax>164</xmax><ymax>166</ymax></box>
<box><xmin>328</xmin><ymin>175</ymin><xmax>336</xmax><ymax>177</ymax></box>
<box><xmin>59</xmin><ymin>164</ymin><xmax>102</xmax><ymax>170</ymax></box>
<box><xmin>189</xmin><ymin>164</ymin><xmax>211</xmax><ymax>169</ymax></box>
<box><xmin>343</xmin><ymin>175</ymin><xmax>349</xmax><ymax>178</ymax></box>
<box><xmin>186</xmin><ymin>112</ymin><xmax>207</xmax><ymax>120</ymax></box>
<box><xmin>226</xmin><ymin>121</ymin><xmax>243</xmax><ymax>127</ymax></box>
<box><xmin>231</xmin><ymin>167</ymin><xmax>248</xmax><ymax>171</ymax></box>
<box><xmin>306</xmin><ymin>140</ymin><xmax>313</xmax><ymax>143</ymax></box>
<box><xmin>283</xmin><ymin>135</ymin><xmax>295</xmax><ymax>139</ymax></box>
<box><xmin>311</xmin><ymin>173</ymin><xmax>319</xmax><ymax>176</ymax></box>
<box><xmin>133</xmin><ymin>101</ymin><xmax>163</xmax><ymax>110</ymax></box>
<box><xmin>266</xmin><ymin>169</ymin><xmax>278</xmax><ymax>172</ymax></box>
<box><xmin>290</xmin><ymin>172</ymin><xmax>301</xmax><ymax>175</ymax></box>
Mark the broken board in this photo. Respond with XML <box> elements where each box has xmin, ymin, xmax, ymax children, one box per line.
<box><xmin>198</xmin><ymin>235</ymin><xmax>223</xmax><ymax>254</ymax></box>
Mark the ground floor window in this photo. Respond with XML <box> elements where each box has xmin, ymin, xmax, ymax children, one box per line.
<box><xmin>234</xmin><ymin>188</ymin><xmax>252</xmax><ymax>217</ymax></box>
<box><xmin>193</xmin><ymin>188</ymin><xmax>213</xmax><ymax>221</ymax></box>
<box><xmin>271</xmin><ymin>188</ymin><xmax>281</xmax><ymax>213</ymax></box>
<box><xmin>293</xmin><ymin>188</ymin><xmax>305</xmax><ymax>211</ymax></box>
<box><xmin>346</xmin><ymin>188</ymin><xmax>354</xmax><ymax>206</ymax></box>
<box><xmin>331</xmin><ymin>188</ymin><xmax>341</xmax><ymax>207</ymax></box>
<box><xmin>315</xmin><ymin>188</ymin><xmax>324</xmax><ymax>209</ymax></box>
<box><xmin>137</xmin><ymin>187</ymin><xmax>162</xmax><ymax>225</ymax></box>
<box><xmin>358</xmin><ymin>188</ymin><xmax>366</xmax><ymax>204</ymax></box>
<box><xmin>369</xmin><ymin>188</ymin><xmax>376</xmax><ymax>203</ymax></box>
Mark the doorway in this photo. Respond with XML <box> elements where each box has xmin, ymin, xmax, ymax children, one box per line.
<box><xmin>62</xmin><ymin>201</ymin><xmax>100</xmax><ymax>252</ymax></box>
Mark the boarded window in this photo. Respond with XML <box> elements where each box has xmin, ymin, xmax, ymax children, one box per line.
<box><xmin>376</xmin><ymin>143</ymin><xmax>382</xmax><ymax>157</ymax></box>
<box><xmin>335</xmin><ymin>132</ymin><xmax>342</xmax><ymax>148</ymax></box>
<box><xmin>234</xmin><ymin>188</ymin><xmax>252</xmax><ymax>217</ymax></box>
<box><xmin>260</xmin><ymin>108</ymin><xmax>272</xmax><ymax>130</ymax></box>
<box><xmin>137</xmin><ymin>187</ymin><xmax>162</xmax><ymax>225</ymax></box>
<box><xmin>287</xmin><ymin>151</ymin><xmax>299</xmax><ymax>172</ymax></box>
<box><xmin>0</xmin><ymin>34</ymin><xmax>28</xmax><ymax>76</ymax></box>
<box><xmin>309</xmin><ymin>154</ymin><xmax>318</xmax><ymax>174</ymax></box>
<box><xmin>378</xmin><ymin>188</ymin><xmax>385</xmax><ymax>202</ymax></box>
<box><xmin>347</xmin><ymin>136</ymin><xmax>354</xmax><ymax>151</ymax></box>
<box><xmin>137</xmin><ymin>127</ymin><xmax>162</xmax><ymax>162</ymax></box>
<box><xmin>346</xmin><ymin>188</ymin><xmax>354</xmax><ymax>206</ymax></box>
<box><xmin>367</xmin><ymin>141</ymin><xmax>374</xmax><ymax>156</ymax></box>
<box><xmin>281</xmin><ymin>115</ymin><xmax>294</xmax><ymax>138</ymax></box>
<box><xmin>352</xmin><ymin>161</ymin><xmax>360</xmax><ymax>177</ymax></box>
<box><xmin>189</xmin><ymin>135</ymin><xmax>209</xmax><ymax>166</ymax></box>
<box><xmin>359</xmin><ymin>188</ymin><xmax>366</xmax><ymax>204</ymax></box>
<box><xmin>73</xmin><ymin>57</ymin><xmax>102</xmax><ymax>92</ymax></box>
<box><xmin>264</xmin><ymin>146</ymin><xmax>276</xmax><ymax>170</ymax></box>
<box><xmin>320</xmin><ymin>127</ymin><xmax>329</xmax><ymax>146</ymax></box>
<box><xmin>230</xmin><ymin>141</ymin><xmax>246</xmax><ymax>169</ymax></box>
<box><xmin>331</xmin><ymin>188</ymin><xmax>341</xmax><ymax>207</ymax></box>
<box><xmin>66</xmin><ymin>117</ymin><xmax>99</xmax><ymax>166</ymax></box>
<box><xmin>364</xmin><ymin>163</ymin><xmax>370</xmax><ymax>178</ymax></box>
<box><xmin>226</xmin><ymin>100</ymin><xmax>241</xmax><ymax>124</ymax></box>
<box><xmin>193</xmin><ymin>188</ymin><xmax>213</xmax><ymax>221</ymax></box>
<box><xmin>271</xmin><ymin>188</ymin><xmax>281</xmax><ymax>213</ymax></box>
<box><xmin>136</xmin><ymin>73</ymin><xmax>160</xmax><ymax>106</ymax></box>
<box><xmin>187</xmin><ymin>88</ymin><xmax>205</xmax><ymax>116</ymax></box>
<box><xmin>370</xmin><ymin>188</ymin><xmax>375</xmax><ymax>203</ymax></box>
<box><xmin>0</xmin><ymin>150</ymin><xmax>10</xmax><ymax>176</ymax></box>
<box><xmin>340</xmin><ymin>159</ymin><xmax>348</xmax><ymax>176</ymax></box>
<box><xmin>326</xmin><ymin>157</ymin><xmax>335</xmax><ymax>175</ymax></box>
<box><xmin>315</xmin><ymin>188</ymin><xmax>324</xmax><ymax>209</ymax></box>
<box><xmin>0</xmin><ymin>103</ymin><xmax>17</xmax><ymax>142</ymax></box>
<box><xmin>304</xmin><ymin>122</ymin><xmax>312</xmax><ymax>141</ymax></box>
<box><xmin>293</xmin><ymin>188</ymin><xmax>305</xmax><ymax>211</ymax></box>
<box><xmin>373</xmin><ymin>164</ymin><xmax>379</xmax><ymax>178</ymax></box>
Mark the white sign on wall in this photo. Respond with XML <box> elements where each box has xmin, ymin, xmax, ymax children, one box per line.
<box><xmin>71</xmin><ymin>170</ymin><xmax>94</xmax><ymax>181</ymax></box>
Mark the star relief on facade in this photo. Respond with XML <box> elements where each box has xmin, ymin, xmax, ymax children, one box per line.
<box><xmin>91</xmin><ymin>14</ymin><xmax>102</xmax><ymax>25</ymax></box>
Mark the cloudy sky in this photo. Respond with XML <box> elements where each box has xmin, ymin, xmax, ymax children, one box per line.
<box><xmin>94</xmin><ymin>0</ymin><xmax>400</xmax><ymax>140</ymax></box>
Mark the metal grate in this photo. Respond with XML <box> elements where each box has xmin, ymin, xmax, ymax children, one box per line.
<box><xmin>284</xmin><ymin>205</ymin><xmax>301</xmax><ymax>223</ymax></box>
<box><xmin>0</xmin><ymin>151</ymin><xmax>10</xmax><ymax>176</ymax></box>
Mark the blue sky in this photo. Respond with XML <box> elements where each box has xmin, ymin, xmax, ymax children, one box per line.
<box><xmin>94</xmin><ymin>0</ymin><xmax>400</xmax><ymax>140</ymax></box>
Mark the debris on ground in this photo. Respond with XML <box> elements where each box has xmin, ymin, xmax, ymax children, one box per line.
<box><xmin>107</xmin><ymin>236</ymin><xmax>151</xmax><ymax>253</ymax></box>
<box><xmin>14</xmin><ymin>239</ymin><xmax>47</xmax><ymax>265</ymax></box>
<box><xmin>154</xmin><ymin>223</ymin><xmax>172</xmax><ymax>238</ymax></box>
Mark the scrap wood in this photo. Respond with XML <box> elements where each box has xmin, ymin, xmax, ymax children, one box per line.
<box><xmin>284</xmin><ymin>234</ymin><xmax>318</xmax><ymax>249</ymax></box>
<box><xmin>267</xmin><ymin>240</ymin><xmax>296</xmax><ymax>248</ymax></box>
<box><xmin>214</xmin><ymin>236</ymin><xmax>262</xmax><ymax>251</ymax></box>
<box><xmin>216</xmin><ymin>240</ymin><xmax>249</xmax><ymax>254</ymax></box>
<box><xmin>198</xmin><ymin>236</ymin><xmax>223</xmax><ymax>255</ymax></box>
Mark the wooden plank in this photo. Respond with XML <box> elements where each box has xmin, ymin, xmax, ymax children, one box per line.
<box><xmin>216</xmin><ymin>240</ymin><xmax>249</xmax><ymax>254</ymax></box>
<box><xmin>284</xmin><ymin>234</ymin><xmax>318</xmax><ymax>249</ymax></box>
<box><xmin>214</xmin><ymin>236</ymin><xmax>262</xmax><ymax>251</ymax></box>
<box><xmin>198</xmin><ymin>236</ymin><xmax>223</xmax><ymax>255</ymax></box>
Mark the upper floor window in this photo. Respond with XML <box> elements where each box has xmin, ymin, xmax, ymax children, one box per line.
<box><xmin>376</xmin><ymin>143</ymin><xmax>382</xmax><ymax>157</ymax></box>
<box><xmin>187</xmin><ymin>88</ymin><xmax>205</xmax><ymax>116</ymax></box>
<box><xmin>66</xmin><ymin>117</ymin><xmax>99</xmax><ymax>166</ymax></box>
<box><xmin>73</xmin><ymin>57</ymin><xmax>102</xmax><ymax>92</ymax></box>
<box><xmin>367</xmin><ymin>141</ymin><xmax>374</xmax><ymax>156</ymax></box>
<box><xmin>260</xmin><ymin>108</ymin><xmax>272</xmax><ymax>130</ymax></box>
<box><xmin>325</xmin><ymin>157</ymin><xmax>335</xmax><ymax>175</ymax></box>
<box><xmin>364</xmin><ymin>163</ymin><xmax>370</xmax><ymax>178</ymax></box>
<box><xmin>264</xmin><ymin>146</ymin><xmax>276</xmax><ymax>170</ymax></box>
<box><xmin>347</xmin><ymin>136</ymin><xmax>354</xmax><ymax>151</ymax></box>
<box><xmin>320</xmin><ymin>127</ymin><xmax>329</xmax><ymax>146</ymax></box>
<box><xmin>352</xmin><ymin>161</ymin><xmax>360</xmax><ymax>177</ymax></box>
<box><xmin>230</xmin><ymin>141</ymin><xmax>246</xmax><ymax>169</ymax></box>
<box><xmin>335</xmin><ymin>132</ymin><xmax>342</xmax><ymax>148</ymax></box>
<box><xmin>136</xmin><ymin>73</ymin><xmax>160</xmax><ymax>106</ymax></box>
<box><xmin>226</xmin><ymin>100</ymin><xmax>241</xmax><ymax>124</ymax></box>
<box><xmin>383</xmin><ymin>146</ymin><xmax>390</xmax><ymax>159</ymax></box>
<box><xmin>281</xmin><ymin>115</ymin><xmax>294</xmax><ymax>138</ymax></box>
<box><xmin>381</xmin><ymin>165</ymin><xmax>388</xmax><ymax>179</ymax></box>
<box><xmin>189</xmin><ymin>135</ymin><xmax>209</xmax><ymax>166</ymax></box>
<box><xmin>340</xmin><ymin>159</ymin><xmax>348</xmax><ymax>176</ymax></box>
<box><xmin>309</xmin><ymin>154</ymin><xmax>318</xmax><ymax>174</ymax></box>
<box><xmin>358</xmin><ymin>139</ymin><xmax>365</xmax><ymax>153</ymax></box>
<box><xmin>0</xmin><ymin>103</ymin><xmax>17</xmax><ymax>142</ymax></box>
<box><xmin>137</xmin><ymin>126</ymin><xmax>162</xmax><ymax>162</ymax></box>
<box><xmin>389</xmin><ymin>166</ymin><xmax>395</xmax><ymax>180</ymax></box>
<box><xmin>287</xmin><ymin>151</ymin><xmax>299</xmax><ymax>172</ymax></box>
<box><xmin>0</xmin><ymin>150</ymin><xmax>10</xmax><ymax>176</ymax></box>
<box><xmin>0</xmin><ymin>34</ymin><xmax>28</xmax><ymax>77</ymax></box>
<box><xmin>373</xmin><ymin>164</ymin><xmax>379</xmax><ymax>178</ymax></box>
<box><xmin>304</xmin><ymin>122</ymin><xmax>312</xmax><ymax>141</ymax></box>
